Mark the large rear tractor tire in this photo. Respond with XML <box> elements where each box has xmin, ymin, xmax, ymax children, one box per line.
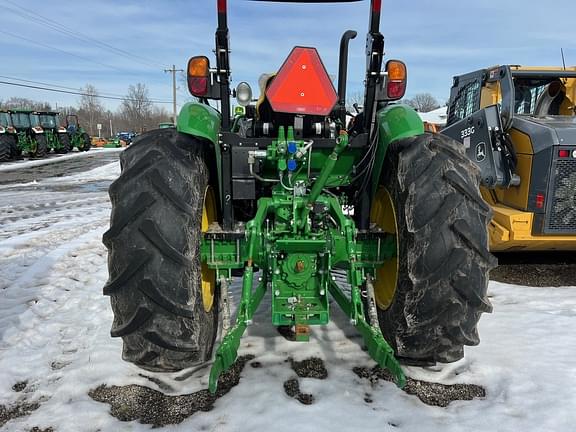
<box><xmin>371</xmin><ymin>132</ymin><xmax>495</xmax><ymax>364</ymax></box>
<box><xmin>103</xmin><ymin>129</ymin><xmax>220</xmax><ymax>371</ymax></box>
<box><xmin>9</xmin><ymin>135</ymin><xmax>22</xmax><ymax>160</ymax></box>
<box><xmin>81</xmin><ymin>133</ymin><xmax>91</xmax><ymax>151</ymax></box>
<box><xmin>0</xmin><ymin>135</ymin><xmax>12</xmax><ymax>162</ymax></box>
<box><xmin>57</xmin><ymin>133</ymin><xmax>72</xmax><ymax>154</ymax></box>
<box><xmin>33</xmin><ymin>135</ymin><xmax>48</xmax><ymax>158</ymax></box>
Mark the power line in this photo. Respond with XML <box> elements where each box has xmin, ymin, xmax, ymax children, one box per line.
<box><xmin>0</xmin><ymin>74</ymin><xmax>171</xmax><ymax>102</ymax></box>
<box><xmin>0</xmin><ymin>75</ymin><xmax>82</xmax><ymax>92</ymax></box>
<box><xmin>0</xmin><ymin>79</ymin><xmax>172</xmax><ymax>104</ymax></box>
<box><xmin>0</xmin><ymin>29</ymin><xmax>126</xmax><ymax>72</ymax></box>
<box><xmin>1</xmin><ymin>0</ymin><xmax>169</xmax><ymax>70</ymax></box>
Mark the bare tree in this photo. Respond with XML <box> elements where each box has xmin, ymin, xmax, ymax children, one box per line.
<box><xmin>1</xmin><ymin>97</ymin><xmax>52</xmax><ymax>111</ymax></box>
<box><xmin>78</xmin><ymin>84</ymin><xmax>104</xmax><ymax>135</ymax></box>
<box><xmin>0</xmin><ymin>89</ymin><xmax>172</xmax><ymax>138</ymax></box>
<box><xmin>345</xmin><ymin>91</ymin><xmax>365</xmax><ymax>112</ymax></box>
<box><xmin>404</xmin><ymin>93</ymin><xmax>441</xmax><ymax>112</ymax></box>
<box><xmin>120</xmin><ymin>83</ymin><xmax>153</xmax><ymax>133</ymax></box>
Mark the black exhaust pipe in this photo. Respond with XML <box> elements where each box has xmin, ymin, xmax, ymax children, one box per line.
<box><xmin>337</xmin><ymin>30</ymin><xmax>357</xmax><ymax>126</ymax></box>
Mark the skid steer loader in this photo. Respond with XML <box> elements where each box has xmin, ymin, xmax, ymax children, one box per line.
<box><xmin>443</xmin><ymin>65</ymin><xmax>576</xmax><ymax>251</ymax></box>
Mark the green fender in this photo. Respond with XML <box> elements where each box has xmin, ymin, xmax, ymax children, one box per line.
<box><xmin>177</xmin><ymin>102</ymin><xmax>221</xmax><ymax>145</ymax></box>
<box><xmin>177</xmin><ymin>101</ymin><xmax>224</xmax><ymax>208</ymax></box>
<box><xmin>370</xmin><ymin>104</ymin><xmax>425</xmax><ymax>197</ymax></box>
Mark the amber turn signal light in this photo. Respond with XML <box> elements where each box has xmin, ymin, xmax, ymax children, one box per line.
<box><xmin>385</xmin><ymin>60</ymin><xmax>407</xmax><ymax>100</ymax></box>
<box><xmin>188</xmin><ymin>56</ymin><xmax>210</xmax><ymax>97</ymax></box>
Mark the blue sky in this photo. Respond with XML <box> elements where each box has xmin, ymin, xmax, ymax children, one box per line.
<box><xmin>1</xmin><ymin>0</ymin><xmax>575</xmax><ymax>111</ymax></box>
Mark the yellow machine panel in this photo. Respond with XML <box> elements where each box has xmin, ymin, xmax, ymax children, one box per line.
<box><xmin>445</xmin><ymin>65</ymin><xmax>576</xmax><ymax>252</ymax></box>
<box><xmin>486</xmin><ymin>202</ymin><xmax>576</xmax><ymax>251</ymax></box>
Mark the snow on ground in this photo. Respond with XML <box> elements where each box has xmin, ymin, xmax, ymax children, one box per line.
<box><xmin>0</xmin><ymin>156</ymin><xmax>575</xmax><ymax>431</ymax></box>
<box><xmin>0</xmin><ymin>148</ymin><xmax>123</xmax><ymax>173</ymax></box>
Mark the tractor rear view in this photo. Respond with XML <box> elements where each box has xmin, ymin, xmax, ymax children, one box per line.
<box><xmin>103</xmin><ymin>0</ymin><xmax>494</xmax><ymax>394</ymax></box>
<box><xmin>65</xmin><ymin>114</ymin><xmax>91</xmax><ymax>152</ymax></box>
<box><xmin>442</xmin><ymin>66</ymin><xmax>576</xmax><ymax>251</ymax></box>
<box><xmin>9</xmin><ymin>110</ymin><xmax>48</xmax><ymax>159</ymax></box>
<box><xmin>0</xmin><ymin>110</ymin><xmax>18</xmax><ymax>161</ymax></box>
<box><xmin>32</xmin><ymin>111</ymin><xmax>71</xmax><ymax>154</ymax></box>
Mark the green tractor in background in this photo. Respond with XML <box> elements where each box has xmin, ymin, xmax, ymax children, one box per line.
<box><xmin>31</xmin><ymin>111</ymin><xmax>71</xmax><ymax>154</ymax></box>
<box><xmin>104</xmin><ymin>0</ymin><xmax>495</xmax><ymax>394</ymax></box>
<box><xmin>65</xmin><ymin>114</ymin><xmax>91</xmax><ymax>152</ymax></box>
<box><xmin>0</xmin><ymin>110</ymin><xmax>18</xmax><ymax>161</ymax></box>
<box><xmin>7</xmin><ymin>109</ymin><xmax>48</xmax><ymax>159</ymax></box>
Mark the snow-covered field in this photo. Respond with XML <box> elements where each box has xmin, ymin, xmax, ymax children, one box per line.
<box><xmin>0</xmin><ymin>148</ymin><xmax>122</xmax><ymax>173</ymax></box>
<box><xmin>0</xmin><ymin>153</ymin><xmax>575</xmax><ymax>431</ymax></box>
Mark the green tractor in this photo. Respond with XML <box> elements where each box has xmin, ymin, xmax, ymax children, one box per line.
<box><xmin>8</xmin><ymin>109</ymin><xmax>48</xmax><ymax>159</ymax></box>
<box><xmin>103</xmin><ymin>0</ymin><xmax>495</xmax><ymax>394</ymax></box>
<box><xmin>65</xmin><ymin>114</ymin><xmax>91</xmax><ymax>152</ymax></box>
<box><xmin>0</xmin><ymin>110</ymin><xmax>18</xmax><ymax>161</ymax></box>
<box><xmin>31</xmin><ymin>111</ymin><xmax>71</xmax><ymax>154</ymax></box>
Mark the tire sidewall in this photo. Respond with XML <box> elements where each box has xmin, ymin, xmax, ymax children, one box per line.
<box><xmin>376</xmin><ymin>140</ymin><xmax>413</xmax><ymax>352</ymax></box>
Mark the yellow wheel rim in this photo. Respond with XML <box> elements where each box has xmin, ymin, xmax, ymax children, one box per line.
<box><xmin>201</xmin><ymin>186</ymin><xmax>217</xmax><ymax>312</ymax></box>
<box><xmin>370</xmin><ymin>186</ymin><xmax>399</xmax><ymax>310</ymax></box>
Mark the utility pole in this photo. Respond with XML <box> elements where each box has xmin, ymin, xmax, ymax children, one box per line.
<box><xmin>164</xmin><ymin>64</ymin><xmax>183</xmax><ymax>125</ymax></box>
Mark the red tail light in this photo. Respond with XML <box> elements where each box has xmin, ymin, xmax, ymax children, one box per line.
<box><xmin>559</xmin><ymin>149</ymin><xmax>570</xmax><ymax>158</ymax></box>
<box><xmin>266</xmin><ymin>47</ymin><xmax>337</xmax><ymax>116</ymax></box>
<box><xmin>387</xmin><ymin>81</ymin><xmax>406</xmax><ymax>99</ymax></box>
<box><xmin>189</xmin><ymin>77</ymin><xmax>209</xmax><ymax>96</ymax></box>
<box><xmin>536</xmin><ymin>193</ymin><xmax>545</xmax><ymax>209</ymax></box>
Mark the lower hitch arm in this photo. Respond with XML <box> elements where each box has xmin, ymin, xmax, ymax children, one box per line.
<box><xmin>328</xmin><ymin>271</ymin><xmax>406</xmax><ymax>388</ymax></box>
<box><xmin>208</xmin><ymin>265</ymin><xmax>265</xmax><ymax>394</ymax></box>
<box><xmin>208</xmin><ymin>204</ymin><xmax>269</xmax><ymax>394</ymax></box>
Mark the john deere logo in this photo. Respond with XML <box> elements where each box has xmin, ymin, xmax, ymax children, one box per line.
<box><xmin>475</xmin><ymin>142</ymin><xmax>486</xmax><ymax>162</ymax></box>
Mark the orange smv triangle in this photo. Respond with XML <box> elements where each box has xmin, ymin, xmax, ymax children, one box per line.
<box><xmin>266</xmin><ymin>47</ymin><xmax>337</xmax><ymax>116</ymax></box>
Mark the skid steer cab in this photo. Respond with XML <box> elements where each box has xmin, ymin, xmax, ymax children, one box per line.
<box><xmin>103</xmin><ymin>0</ymin><xmax>494</xmax><ymax>395</ymax></box>
<box><xmin>442</xmin><ymin>65</ymin><xmax>576</xmax><ymax>251</ymax></box>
